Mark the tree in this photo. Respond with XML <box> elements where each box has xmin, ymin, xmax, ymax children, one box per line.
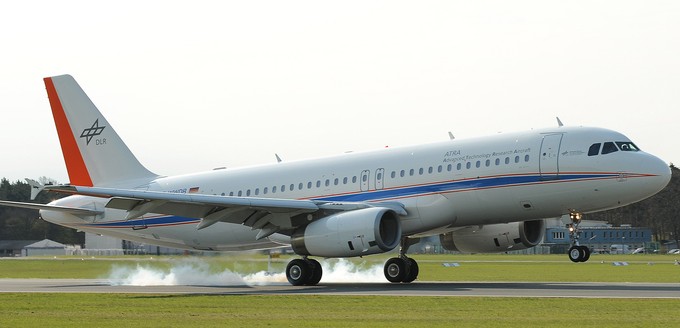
<box><xmin>0</xmin><ymin>178</ymin><xmax>84</xmax><ymax>245</ymax></box>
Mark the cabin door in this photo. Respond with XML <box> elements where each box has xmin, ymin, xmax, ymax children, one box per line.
<box><xmin>539</xmin><ymin>134</ymin><xmax>563</xmax><ymax>180</ymax></box>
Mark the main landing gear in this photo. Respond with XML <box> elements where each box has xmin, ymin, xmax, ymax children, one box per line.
<box><xmin>285</xmin><ymin>257</ymin><xmax>322</xmax><ymax>286</ymax></box>
<box><xmin>384</xmin><ymin>237</ymin><xmax>420</xmax><ymax>283</ymax></box>
<box><xmin>566</xmin><ymin>211</ymin><xmax>591</xmax><ymax>263</ymax></box>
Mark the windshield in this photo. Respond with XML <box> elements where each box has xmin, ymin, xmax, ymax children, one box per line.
<box><xmin>616</xmin><ymin>141</ymin><xmax>640</xmax><ymax>152</ymax></box>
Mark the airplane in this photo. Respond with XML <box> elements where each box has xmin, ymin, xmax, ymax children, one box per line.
<box><xmin>0</xmin><ymin>74</ymin><xmax>671</xmax><ymax>286</ymax></box>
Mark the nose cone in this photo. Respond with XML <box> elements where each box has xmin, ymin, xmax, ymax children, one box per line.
<box><xmin>643</xmin><ymin>153</ymin><xmax>672</xmax><ymax>195</ymax></box>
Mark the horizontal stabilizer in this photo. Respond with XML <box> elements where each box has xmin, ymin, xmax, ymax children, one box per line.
<box><xmin>0</xmin><ymin>200</ymin><xmax>103</xmax><ymax>216</ymax></box>
<box><xmin>25</xmin><ymin>178</ymin><xmax>45</xmax><ymax>200</ymax></box>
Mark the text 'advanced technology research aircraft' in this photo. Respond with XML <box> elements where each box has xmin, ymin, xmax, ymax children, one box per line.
<box><xmin>0</xmin><ymin>75</ymin><xmax>671</xmax><ymax>285</ymax></box>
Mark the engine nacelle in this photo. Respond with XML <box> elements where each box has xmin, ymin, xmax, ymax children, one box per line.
<box><xmin>291</xmin><ymin>207</ymin><xmax>402</xmax><ymax>257</ymax></box>
<box><xmin>439</xmin><ymin>220</ymin><xmax>545</xmax><ymax>253</ymax></box>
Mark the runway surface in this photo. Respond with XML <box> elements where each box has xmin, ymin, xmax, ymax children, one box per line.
<box><xmin>1</xmin><ymin>279</ymin><xmax>679</xmax><ymax>298</ymax></box>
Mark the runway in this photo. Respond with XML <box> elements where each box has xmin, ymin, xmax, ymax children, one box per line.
<box><xmin>1</xmin><ymin>279</ymin><xmax>679</xmax><ymax>298</ymax></box>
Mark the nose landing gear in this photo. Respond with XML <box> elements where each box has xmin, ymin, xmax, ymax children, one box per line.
<box><xmin>566</xmin><ymin>211</ymin><xmax>591</xmax><ymax>262</ymax></box>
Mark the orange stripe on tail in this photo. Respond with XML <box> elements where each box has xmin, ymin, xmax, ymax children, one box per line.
<box><xmin>44</xmin><ymin>77</ymin><xmax>93</xmax><ymax>187</ymax></box>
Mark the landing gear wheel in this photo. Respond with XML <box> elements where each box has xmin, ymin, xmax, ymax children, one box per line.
<box><xmin>579</xmin><ymin>245</ymin><xmax>591</xmax><ymax>262</ymax></box>
<box><xmin>286</xmin><ymin>259</ymin><xmax>311</xmax><ymax>286</ymax></box>
<box><xmin>307</xmin><ymin>259</ymin><xmax>323</xmax><ymax>286</ymax></box>
<box><xmin>568</xmin><ymin>246</ymin><xmax>582</xmax><ymax>262</ymax></box>
<box><xmin>568</xmin><ymin>245</ymin><xmax>591</xmax><ymax>263</ymax></box>
<box><xmin>384</xmin><ymin>258</ymin><xmax>407</xmax><ymax>283</ymax></box>
<box><xmin>402</xmin><ymin>258</ymin><xmax>419</xmax><ymax>283</ymax></box>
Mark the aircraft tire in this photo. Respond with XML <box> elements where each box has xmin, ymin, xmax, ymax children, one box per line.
<box><xmin>286</xmin><ymin>259</ymin><xmax>312</xmax><ymax>286</ymax></box>
<box><xmin>402</xmin><ymin>258</ymin><xmax>419</xmax><ymax>283</ymax></box>
<box><xmin>579</xmin><ymin>246</ymin><xmax>591</xmax><ymax>262</ymax></box>
<box><xmin>384</xmin><ymin>257</ymin><xmax>407</xmax><ymax>283</ymax></box>
<box><xmin>306</xmin><ymin>259</ymin><xmax>323</xmax><ymax>286</ymax></box>
<box><xmin>568</xmin><ymin>246</ymin><xmax>582</xmax><ymax>263</ymax></box>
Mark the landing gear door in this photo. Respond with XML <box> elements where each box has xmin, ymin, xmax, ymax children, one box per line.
<box><xmin>540</xmin><ymin>133</ymin><xmax>563</xmax><ymax>180</ymax></box>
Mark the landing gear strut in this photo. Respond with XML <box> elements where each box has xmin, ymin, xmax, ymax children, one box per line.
<box><xmin>566</xmin><ymin>211</ymin><xmax>590</xmax><ymax>263</ymax></box>
<box><xmin>286</xmin><ymin>257</ymin><xmax>322</xmax><ymax>286</ymax></box>
<box><xmin>384</xmin><ymin>237</ymin><xmax>420</xmax><ymax>283</ymax></box>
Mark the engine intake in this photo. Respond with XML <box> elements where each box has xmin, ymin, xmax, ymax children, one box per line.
<box><xmin>291</xmin><ymin>207</ymin><xmax>402</xmax><ymax>257</ymax></box>
<box><xmin>440</xmin><ymin>219</ymin><xmax>545</xmax><ymax>253</ymax></box>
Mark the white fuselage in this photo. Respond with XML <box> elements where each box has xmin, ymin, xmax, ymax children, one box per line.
<box><xmin>43</xmin><ymin>126</ymin><xmax>671</xmax><ymax>251</ymax></box>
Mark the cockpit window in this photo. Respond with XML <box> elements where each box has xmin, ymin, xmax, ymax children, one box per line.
<box><xmin>588</xmin><ymin>143</ymin><xmax>601</xmax><ymax>156</ymax></box>
<box><xmin>601</xmin><ymin>142</ymin><xmax>618</xmax><ymax>155</ymax></box>
<box><xmin>616</xmin><ymin>141</ymin><xmax>640</xmax><ymax>152</ymax></box>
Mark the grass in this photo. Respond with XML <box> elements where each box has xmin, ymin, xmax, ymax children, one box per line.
<box><xmin>1</xmin><ymin>254</ymin><xmax>679</xmax><ymax>327</ymax></box>
<box><xmin>1</xmin><ymin>253</ymin><xmax>678</xmax><ymax>283</ymax></box>
<box><xmin>0</xmin><ymin>294</ymin><xmax>679</xmax><ymax>327</ymax></box>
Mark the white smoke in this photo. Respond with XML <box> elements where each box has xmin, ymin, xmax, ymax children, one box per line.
<box><xmin>106</xmin><ymin>258</ymin><xmax>386</xmax><ymax>286</ymax></box>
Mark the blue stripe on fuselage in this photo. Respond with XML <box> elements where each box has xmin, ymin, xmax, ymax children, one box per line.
<box><xmin>315</xmin><ymin>173</ymin><xmax>617</xmax><ymax>202</ymax></box>
<box><xmin>81</xmin><ymin>173</ymin><xmax>618</xmax><ymax>228</ymax></box>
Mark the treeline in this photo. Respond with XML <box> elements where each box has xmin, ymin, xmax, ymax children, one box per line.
<box><xmin>587</xmin><ymin>164</ymin><xmax>680</xmax><ymax>246</ymax></box>
<box><xmin>0</xmin><ymin>178</ymin><xmax>84</xmax><ymax>245</ymax></box>
<box><xmin>1</xmin><ymin>166</ymin><xmax>679</xmax><ymax>247</ymax></box>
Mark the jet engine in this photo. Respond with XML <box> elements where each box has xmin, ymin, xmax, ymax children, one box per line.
<box><xmin>291</xmin><ymin>207</ymin><xmax>402</xmax><ymax>257</ymax></box>
<box><xmin>439</xmin><ymin>220</ymin><xmax>545</xmax><ymax>253</ymax></box>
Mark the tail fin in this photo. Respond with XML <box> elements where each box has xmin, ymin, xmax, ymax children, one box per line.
<box><xmin>44</xmin><ymin>75</ymin><xmax>158</xmax><ymax>187</ymax></box>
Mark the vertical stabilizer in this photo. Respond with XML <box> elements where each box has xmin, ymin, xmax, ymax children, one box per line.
<box><xmin>44</xmin><ymin>75</ymin><xmax>158</xmax><ymax>187</ymax></box>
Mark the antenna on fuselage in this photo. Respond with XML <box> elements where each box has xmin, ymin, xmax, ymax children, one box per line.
<box><xmin>448</xmin><ymin>132</ymin><xmax>455</xmax><ymax>140</ymax></box>
<box><xmin>275</xmin><ymin>154</ymin><xmax>282</xmax><ymax>163</ymax></box>
<box><xmin>556</xmin><ymin>117</ymin><xmax>564</xmax><ymax>127</ymax></box>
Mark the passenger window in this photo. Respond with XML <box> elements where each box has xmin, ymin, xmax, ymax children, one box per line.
<box><xmin>290</xmin><ymin>184</ymin><xmax>295</xmax><ymax>191</ymax></box>
<box><xmin>466</xmin><ymin>162</ymin><xmax>471</xmax><ymax>169</ymax></box>
<box><xmin>255</xmin><ymin>188</ymin><xmax>259</xmax><ymax>196</ymax></box>
<box><xmin>281</xmin><ymin>185</ymin><xmax>286</xmax><ymax>192</ymax></box>
<box><xmin>246</xmin><ymin>189</ymin><xmax>251</xmax><ymax>196</ymax></box>
<box><xmin>419</xmin><ymin>168</ymin><xmax>424</xmax><ymax>175</ymax></box>
<box><xmin>316</xmin><ymin>180</ymin><xmax>321</xmax><ymax>188</ymax></box>
<box><xmin>428</xmin><ymin>167</ymin><xmax>433</xmax><ymax>174</ymax></box>
<box><xmin>343</xmin><ymin>177</ymin><xmax>348</xmax><ymax>184</ymax></box>
<box><xmin>272</xmin><ymin>186</ymin><xmax>277</xmax><ymax>193</ymax></box>
<box><xmin>457</xmin><ymin>163</ymin><xmax>462</xmax><ymax>170</ymax></box>
<box><xmin>515</xmin><ymin>156</ymin><xmax>520</xmax><ymax>163</ymax></box>
<box><xmin>400</xmin><ymin>170</ymin><xmax>405</xmax><ymax>177</ymax></box>
<box><xmin>263</xmin><ymin>187</ymin><xmax>268</xmax><ymax>194</ymax></box>
<box><xmin>588</xmin><ymin>143</ymin><xmax>601</xmax><ymax>156</ymax></box>
<box><xmin>505</xmin><ymin>157</ymin><xmax>510</xmax><ymax>164</ymax></box>
<box><xmin>438</xmin><ymin>165</ymin><xmax>443</xmax><ymax>173</ymax></box>
<box><xmin>602</xmin><ymin>142</ymin><xmax>618</xmax><ymax>155</ymax></box>
<box><xmin>409</xmin><ymin>169</ymin><xmax>414</xmax><ymax>176</ymax></box>
<box><xmin>485</xmin><ymin>159</ymin><xmax>490</xmax><ymax>167</ymax></box>
<box><xmin>447</xmin><ymin>164</ymin><xmax>452</xmax><ymax>171</ymax></box>
<box><xmin>325</xmin><ymin>179</ymin><xmax>330</xmax><ymax>186</ymax></box>
<box><xmin>334</xmin><ymin>178</ymin><xmax>339</xmax><ymax>185</ymax></box>
<box><xmin>307</xmin><ymin>182</ymin><xmax>312</xmax><ymax>189</ymax></box>
<box><xmin>352</xmin><ymin>176</ymin><xmax>357</xmax><ymax>183</ymax></box>
<box><xmin>475</xmin><ymin>161</ymin><xmax>481</xmax><ymax>168</ymax></box>
<box><xmin>525</xmin><ymin>155</ymin><xmax>530</xmax><ymax>162</ymax></box>
<box><xmin>229</xmin><ymin>192</ymin><xmax>234</xmax><ymax>196</ymax></box>
<box><xmin>299</xmin><ymin>183</ymin><xmax>304</xmax><ymax>190</ymax></box>
<box><xmin>391</xmin><ymin>171</ymin><xmax>396</xmax><ymax>178</ymax></box>
<box><xmin>495</xmin><ymin>158</ymin><xmax>500</xmax><ymax>166</ymax></box>
<box><xmin>238</xmin><ymin>190</ymin><xmax>242</xmax><ymax>196</ymax></box>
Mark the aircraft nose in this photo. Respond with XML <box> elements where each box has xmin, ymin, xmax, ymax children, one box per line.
<box><xmin>645</xmin><ymin>154</ymin><xmax>672</xmax><ymax>194</ymax></box>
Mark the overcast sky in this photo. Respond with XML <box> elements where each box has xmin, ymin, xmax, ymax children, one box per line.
<box><xmin>1</xmin><ymin>1</ymin><xmax>679</xmax><ymax>184</ymax></box>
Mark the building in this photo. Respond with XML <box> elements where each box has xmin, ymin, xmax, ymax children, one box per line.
<box><xmin>22</xmin><ymin>239</ymin><xmax>67</xmax><ymax>256</ymax></box>
<box><xmin>544</xmin><ymin>221</ymin><xmax>652</xmax><ymax>254</ymax></box>
<box><xmin>0</xmin><ymin>240</ymin><xmax>38</xmax><ymax>257</ymax></box>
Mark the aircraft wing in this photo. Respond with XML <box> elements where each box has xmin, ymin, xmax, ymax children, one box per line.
<box><xmin>45</xmin><ymin>185</ymin><xmax>400</xmax><ymax>239</ymax></box>
<box><xmin>0</xmin><ymin>200</ymin><xmax>103</xmax><ymax>216</ymax></box>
